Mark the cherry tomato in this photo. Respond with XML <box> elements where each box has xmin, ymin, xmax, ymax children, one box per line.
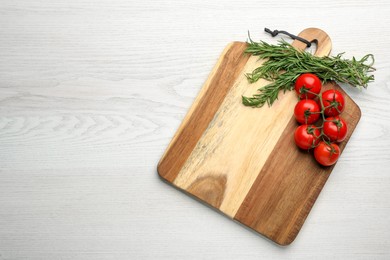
<box><xmin>320</xmin><ymin>90</ymin><xmax>345</xmax><ymax>117</ymax></box>
<box><xmin>314</xmin><ymin>141</ymin><xmax>340</xmax><ymax>166</ymax></box>
<box><xmin>294</xmin><ymin>73</ymin><xmax>322</xmax><ymax>99</ymax></box>
<box><xmin>294</xmin><ymin>125</ymin><xmax>321</xmax><ymax>150</ymax></box>
<box><xmin>294</xmin><ymin>99</ymin><xmax>320</xmax><ymax>124</ymax></box>
<box><xmin>323</xmin><ymin>116</ymin><xmax>348</xmax><ymax>142</ymax></box>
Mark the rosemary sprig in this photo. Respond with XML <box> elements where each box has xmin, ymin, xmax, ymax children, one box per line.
<box><xmin>242</xmin><ymin>39</ymin><xmax>375</xmax><ymax>107</ymax></box>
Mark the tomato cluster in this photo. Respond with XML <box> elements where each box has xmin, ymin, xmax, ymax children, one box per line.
<box><xmin>293</xmin><ymin>73</ymin><xmax>348</xmax><ymax>166</ymax></box>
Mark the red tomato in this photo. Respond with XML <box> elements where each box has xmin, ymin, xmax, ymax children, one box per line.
<box><xmin>294</xmin><ymin>125</ymin><xmax>321</xmax><ymax>150</ymax></box>
<box><xmin>320</xmin><ymin>90</ymin><xmax>345</xmax><ymax>116</ymax></box>
<box><xmin>323</xmin><ymin>116</ymin><xmax>348</xmax><ymax>142</ymax></box>
<box><xmin>314</xmin><ymin>142</ymin><xmax>340</xmax><ymax>166</ymax></box>
<box><xmin>294</xmin><ymin>99</ymin><xmax>320</xmax><ymax>124</ymax></box>
<box><xmin>294</xmin><ymin>73</ymin><xmax>322</xmax><ymax>99</ymax></box>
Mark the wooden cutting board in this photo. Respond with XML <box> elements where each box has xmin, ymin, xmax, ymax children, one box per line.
<box><xmin>157</xmin><ymin>28</ymin><xmax>361</xmax><ymax>245</ymax></box>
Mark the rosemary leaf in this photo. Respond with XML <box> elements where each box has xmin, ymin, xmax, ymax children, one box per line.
<box><xmin>243</xmin><ymin>39</ymin><xmax>375</xmax><ymax>107</ymax></box>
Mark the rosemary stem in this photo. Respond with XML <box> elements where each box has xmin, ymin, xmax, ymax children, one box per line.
<box><xmin>242</xmin><ymin>39</ymin><xmax>375</xmax><ymax>108</ymax></box>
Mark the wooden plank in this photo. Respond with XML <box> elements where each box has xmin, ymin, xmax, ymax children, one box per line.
<box><xmin>157</xmin><ymin>28</ymin><xmax>361</xmax><ymax>245</ymax></box>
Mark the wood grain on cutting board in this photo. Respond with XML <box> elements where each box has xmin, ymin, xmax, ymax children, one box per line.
<box><xmin>157</xmin><ymin>28</ymin><xmax>361</xmax><ymax>245</ymax></box>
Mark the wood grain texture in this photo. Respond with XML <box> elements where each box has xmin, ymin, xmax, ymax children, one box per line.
<box><xmin>158</xmin><ymin>28</ymin><xmax>361</xmax><ymax>245</ymax></box>
<box><xmin>1</xmin><ymin>0</ymin><xmax>390</xmax><ymax>259</ymax></box>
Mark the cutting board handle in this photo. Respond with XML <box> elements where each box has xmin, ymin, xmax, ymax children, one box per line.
<box><xmin>292</xmin><ymin>28</ymin><xmax>332</xmax><ymax>57</ymax></box>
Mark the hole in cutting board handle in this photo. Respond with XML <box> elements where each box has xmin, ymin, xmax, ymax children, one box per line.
<box><xmin>292</xmin><ymin>28</ymin><xmax>332</xmax><ymax>57</ymax></box>
<box><xmin>305</xmin><ymin>40</ymin><xmax>318</xmax><ymax>55</ymax></box>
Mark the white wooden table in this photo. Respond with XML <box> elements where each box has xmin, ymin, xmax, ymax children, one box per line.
<box><xmin>1</xmin><ymin>1</ymin><xmax>390</xmax><ymax>259</ymax></box>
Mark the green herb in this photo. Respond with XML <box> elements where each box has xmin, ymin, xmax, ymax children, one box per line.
<box><xmin>242</xmin><ymin>39</ymin><xmax>375</xmax><ymax>107</ymax></box>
